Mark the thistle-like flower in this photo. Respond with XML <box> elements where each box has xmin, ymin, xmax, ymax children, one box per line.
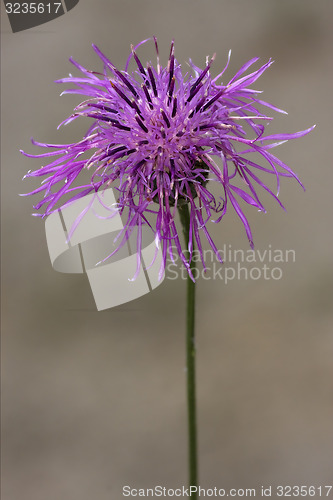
<box><xmin>22</xmin><ymin>38</ymin><xmax>313</xmax><ymax>278</ymax></box>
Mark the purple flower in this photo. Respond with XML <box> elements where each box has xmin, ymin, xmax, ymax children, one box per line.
<box><xmin>22</xmin><ymin>38</ymin><xmax>314</xmax><ymax>279</ymax></box>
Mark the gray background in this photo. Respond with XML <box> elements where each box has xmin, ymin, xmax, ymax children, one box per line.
<box><xmin>1</xmin><ymin>1</ymin><xmax>332</xmax><ymax>499</ymax></box>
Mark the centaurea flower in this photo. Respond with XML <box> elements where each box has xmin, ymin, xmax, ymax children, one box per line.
<box><xmin>22</xmin><ymin>38</ymin><xmax>313</xmax><ymax>279</ymax></box>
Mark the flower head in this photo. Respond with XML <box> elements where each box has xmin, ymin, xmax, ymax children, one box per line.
<box><xmin>22</xmin><ymin>38</ymin><xmax>313</xmax><ymax>279</ymax></box>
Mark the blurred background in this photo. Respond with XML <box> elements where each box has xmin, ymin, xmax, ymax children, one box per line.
<box><xmin>1</xmin><ymin>1</ymin><xmax>332</xmax><ymax>499</ymax></box>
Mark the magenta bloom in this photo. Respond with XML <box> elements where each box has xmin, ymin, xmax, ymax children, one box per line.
<box><xmin>22</xmin><ymin>38</ymin><xmax>313</xmax><ymax>278</ymax></box>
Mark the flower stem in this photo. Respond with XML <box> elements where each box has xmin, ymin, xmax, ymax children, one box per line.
<box><xmin>178</xmin><ymin>203</ymin><xmax>198</xmax><ymax>498</ymax></box>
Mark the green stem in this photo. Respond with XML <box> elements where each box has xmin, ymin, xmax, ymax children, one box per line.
<box><xmin>178</xmin><ymin>203</ymin><xmax>197</xmax><ymax>498</ymax></box>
